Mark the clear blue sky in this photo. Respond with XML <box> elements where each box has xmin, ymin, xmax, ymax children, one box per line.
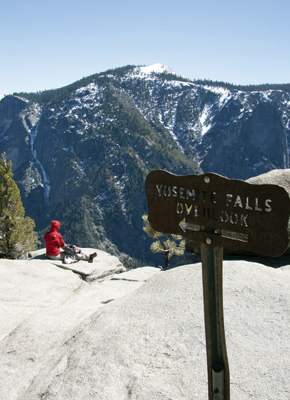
<box><xmin>1</xmin><ymin>0</ymin><xmax>290</xmax><ymax>97</ymax></box>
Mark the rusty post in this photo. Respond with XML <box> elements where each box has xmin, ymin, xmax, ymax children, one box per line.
<box><xmin>201</xmin><ymin>227</ymin><xmax>229</xmax><ymax>400</ymax></box>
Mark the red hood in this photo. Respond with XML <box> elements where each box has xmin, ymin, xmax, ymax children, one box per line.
<box><xmin>50</xmin><ymin>220</ymin><xmax>60</xmax><ymax>232</ymax></box>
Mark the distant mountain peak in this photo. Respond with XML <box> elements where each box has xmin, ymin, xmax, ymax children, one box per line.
<box><xmin>129</xmin><ymin>63</ymin><xmax>182</xmax><ymax>78</ymax></box>
<box><xmin>2</xmin><ymin>65</ymin><xmax>290</xmax><ymax>266</ymax></box>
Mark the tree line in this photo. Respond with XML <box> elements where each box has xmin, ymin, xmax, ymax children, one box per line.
<box><xmin>13</xmin><ymin>66</ymin><xmax>290</xmax><ymax>108</ymax></box>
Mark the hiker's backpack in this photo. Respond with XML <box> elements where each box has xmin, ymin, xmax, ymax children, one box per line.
<box><xmin>63</xmin><ymin>244</ymin><xmax>79</xmax><ymax>264</ymax></box>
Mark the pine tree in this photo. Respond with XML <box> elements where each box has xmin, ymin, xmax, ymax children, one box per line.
<box><xmin>0</xmin><ymin>152</ymin><xmax>39</xmax><ymax>259</ymax></box>
<box><xmin>142</xmin><ymin>214</ymin><xmax>185</xmax><ymax>269</ymax></box>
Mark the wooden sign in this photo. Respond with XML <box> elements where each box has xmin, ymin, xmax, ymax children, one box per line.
<box><xmin>145</xmin><ymin>170</ymin><xmax>290</xmax><ymax>257</ymax></box>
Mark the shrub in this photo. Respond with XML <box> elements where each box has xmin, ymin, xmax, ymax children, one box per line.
<box><xmin>142</xmin><ymin>214</ymin><xmax>185</xmax><ymax>269</ymax></box>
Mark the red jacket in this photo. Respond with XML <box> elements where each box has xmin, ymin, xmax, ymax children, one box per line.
<box><xmin>44</xmin><ymin>221</ymin><xmax>65</xmax><ymax>256</ymax></box>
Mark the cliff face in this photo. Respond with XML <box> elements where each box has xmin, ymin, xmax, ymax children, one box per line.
<box><xmin>1</xmin><ymin>65</ymin><xmax>290</xmax><ymax>263</ymax></box>
<box><xmin>0</xmin><ymin>95</ymin><xmax>31</xmax><ymax>171</ymax></box>
<box><xmin>199</xmin><ymin>98</ymin><xmax>289</xmax><ymax>179</ymax></box>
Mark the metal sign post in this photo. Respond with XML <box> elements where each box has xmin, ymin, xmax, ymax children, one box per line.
<box><xmin>145</xmin><ymin>170</ymin><xmax>290</xmax><ymax>400</ymax></box>
<box><xmin>201</xmin><ymin>228</ymin><xmax>229</xmax><ymax>400</ymax></box>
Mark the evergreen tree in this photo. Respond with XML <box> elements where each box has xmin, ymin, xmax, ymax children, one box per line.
<box><xmin>0</xmin><ymin>153</ymin><xmax>39</xmax><ymax>259</ymax></box>
<box><xmin>142</xmin><ymin>214</ymin><xmax>185</xmax><ymax>269</ymax></box>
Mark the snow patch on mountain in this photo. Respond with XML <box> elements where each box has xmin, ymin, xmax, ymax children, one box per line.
<box><xmin>205</xmin><ymin>85</ymin><xmax>232</xmax><ymax>107</ymax></box>
<box><xmin>130</xmin><ymin>63</ymin><xmax>182</xmax><ymax>79</ymax></box>
<box><xmin>200</xmin><ymin>103</ymin><xmax>216</xmax><ymax>135</ymax></box>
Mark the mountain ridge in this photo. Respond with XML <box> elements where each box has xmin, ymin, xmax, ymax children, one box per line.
<box><xmin>1</xmin><ymin>64</ymin><xmax>290</xmax><ymax>265</ymax></box>
<box><xmin>12</xmin><ymin>63</ymin><xmax>290</xmax><ymax>101</ymax></box>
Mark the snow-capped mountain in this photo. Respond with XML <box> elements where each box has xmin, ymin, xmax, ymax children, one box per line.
<box><xmin>1</xmin><ymin>64</ymin><xmax>290</xmax><ymax>264</ymax></box>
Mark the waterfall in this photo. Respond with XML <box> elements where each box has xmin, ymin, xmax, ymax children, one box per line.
<box><xmin>29</xmin><ymin>115</ymin><xmax>51</xmax><ymax>205</ymax></box>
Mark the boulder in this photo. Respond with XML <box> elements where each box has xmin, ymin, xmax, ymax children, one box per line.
<box><xmin>0</xmin><ymin>249</ymin><xmax>160</xmax><ymax>399</ymax></box>
<box><xmin>0</xmin><ymin>250</ymin><xmax>289</xmax><ymax>399</ymax></box>
<box><xmin>246</xmin><ymin>168</ymin><xmax>290</xmax><ymax>191</ymax></box>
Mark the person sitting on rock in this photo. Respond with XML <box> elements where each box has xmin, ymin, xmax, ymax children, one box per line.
<box><xmin>44</xmin><ymin>220</ymin><xmax>97</xmax><ymax>263</ymax></box>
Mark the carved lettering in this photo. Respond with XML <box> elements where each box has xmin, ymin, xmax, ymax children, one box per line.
<box><xmin>176</xmin><ymin>203</ymin><xmax>184</xmax><ymax>214</ymax></box>
<box><xmin>186</xmin><ymin>189</ymin><xmax>196</xmax><ymax>200</ymax></box>
<box><xmin>234</xmin><ymin>195</ymin><xmax>243</xmax><ymax>208</ymax></box>
<box><xmin>245</xmin><ymin>197</ymin><xmax>253</xmax><ymax>210</ymax></box>
<box><xmin>220</xmin><ymin>210</ymin><xmax>249</xmax><ymax>227</ymax></box>
<box><xmin>213</xmin><ymin>209</ymin><xmax>218</xmax><ymax>220</ymax></box>
<box><xmin>211</xmin><ymin>192</ymin><xmax>217</xmax><ymax>204</ymax></box>
<box><xmin>240</xmin><ymin>214</ymin><xmax>248</xmax><ymax>227</ymax></box>
<box><xmin>203</xmin><ymin>207</ymin><xmax>211</xmax><ymax>218</ymax></box>
<box><xmin>226</xmin><ymin>194</ymin><xmax>233</xmax><ymax>206</ymax></box>
<box><xmin>230</xmin><ymin>212</ymin><xmax>239</xmax><ymax>224</ymax></box>
<box><xmin>220</xmin><ymin>210</ymin><xmax>229</xmax><ymax>223</ymax></box>
<box><xmin>255</xmin><ymin>198</ymin><xmax>262</xmax><ymax>212</ymax></box>
<box><xmin>265</xmin><ymin>199</ymin><xmax>272</xmax><ymax>212</ymax></box>
<box><xmin>157</xmin><ymin>184</ymin><xmax>273</xmax><ymax>227</ymax></box>
<box><xmin>156</xmin><ymin>184</ymin><xmax>162</xmax><ymax>197</ymax></box>
<box><xmin>185</xmin><ymin>204</ymin><xmax>193</xmax><ymax>215</ymax></box>
<box><xmin>226</xmin><ymin>194</ymin><xmax>273</xmax><ymax>213</ymax></box>
<box><xmin>163</xmin><ymin>185</ymin><xmax>171</xmax><ymax>197</ymax></box>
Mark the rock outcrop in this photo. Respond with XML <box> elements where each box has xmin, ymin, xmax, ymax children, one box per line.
<box><xmin>0</xmin><ymin>249</ymin><xmax>290</xmax><ymax>399</ymax></box>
